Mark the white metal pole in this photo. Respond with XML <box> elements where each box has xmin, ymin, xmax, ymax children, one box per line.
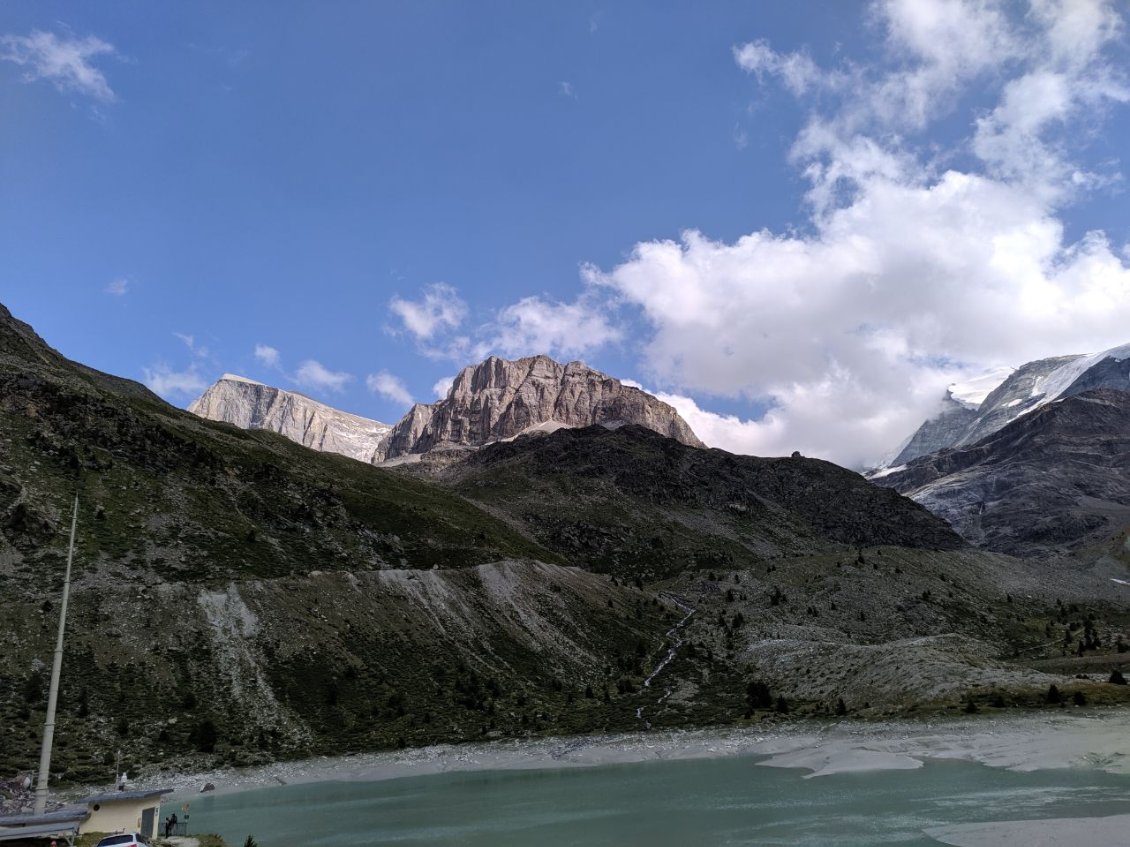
<box><xmin>34</xmin><ymin>495</ymin><xmax>78</xmax><ymax>816</ymax></box>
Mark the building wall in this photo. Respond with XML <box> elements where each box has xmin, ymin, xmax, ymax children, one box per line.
<box><xmin>79</xmin><ymin>800</ymin><xmax>163</xmax><ymax>838</ymax></box>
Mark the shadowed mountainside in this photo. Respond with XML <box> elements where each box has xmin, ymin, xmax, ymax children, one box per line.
<box><xmin>441</xmin><ymin>425</ymin><xmax>964</xmax><ymax>581</ymax></box>
<box><xmin>874</xmin><ymin>389</ymin><xmax>1130</xmax><ymax>557</ymax></box>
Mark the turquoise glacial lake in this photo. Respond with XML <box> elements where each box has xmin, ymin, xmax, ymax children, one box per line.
<box><xmin>184</xmin><ymin>754</ymin><xmax>1130</xmax><ymax>846</ymax></box>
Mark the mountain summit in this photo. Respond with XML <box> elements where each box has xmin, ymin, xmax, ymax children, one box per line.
<box><xmin>190</xmin><ymin>355</ymin><xmax>704</xmax><ymax>463</ymax></box>
<box><xmin>886</xmin><ymin>345</ymin><xmax>1130</xmax><ymax>468</ymax></box>
<box><xmin>381</xmin><ymin>355</ymin><xmax>704</xmax><ymax>460</ymax></box>
<box><xmin>188</xmin><ymin>374</ymin><xmax>392</xmax><ymax>463</ymax></box>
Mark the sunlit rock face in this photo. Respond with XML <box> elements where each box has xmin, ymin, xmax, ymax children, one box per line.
<box><xmin>379</xmin><ymin>354</ymin><xmax>705</xmax><ymax>461</ymax></box>
<box><xmin>190</xmin><ymin>356</ymin><xmax>704</xmax><ymax>466</ymax></box>
<box><xmin>189</xmin><ymin>374</ymin><xmax>392</xmax><ymax>463</ymax></box>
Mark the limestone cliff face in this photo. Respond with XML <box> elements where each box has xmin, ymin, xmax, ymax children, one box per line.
<box><xmin>189</xmin><ymin>374</ymin><xmax>391</xmax><ymax>463</ymax></box>
<box><xmin>379</xmin><ymin>402</ymin><xmax>436</xmax><ymax>461</ymax></box>
<box><xmin>381</xmin><ymin>355</ymin><xmax>705</xmax><ymax>460</ymax></box>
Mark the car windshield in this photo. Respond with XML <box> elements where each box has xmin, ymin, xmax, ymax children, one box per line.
<box><xmin>95</xmin><ymin>837</ymin><xmax>135</xmax><ymax>846</ymax></box>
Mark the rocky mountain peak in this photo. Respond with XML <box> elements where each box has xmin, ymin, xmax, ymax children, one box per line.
<box><xmin>381</xmin><ymin>354</ymin><xmax>705</xmax><ymax>460</ymax></box>
<box><xmin>189</xmin><ymin>375</ymin><xmax>391</xmax><ymax>463</ymax></box>
<box><xmin>874</xmin><ymin>388</ymin><xmax>1130</xmax><ymax>555</ymax></box>
<box><xmin>878</xmin><ymin>346</ymin><xmax>1130</xmax><ymax>471</ymax></box>
<box><xmin>191</xmin><ymin>356</ymin><xmax>704</xmax><ymax>464</ymax></box>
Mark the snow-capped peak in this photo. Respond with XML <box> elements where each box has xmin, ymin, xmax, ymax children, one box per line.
<box><xmin>947</xmin><ymin>366</ymin><xmax>1013</xmax><ymax>409</ymax></box>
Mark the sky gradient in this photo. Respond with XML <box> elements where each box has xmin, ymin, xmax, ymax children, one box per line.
<box><xmin>3</xmin><ymin>1</ymin><xmax>1130</xmax><ymax>468</ymax></box>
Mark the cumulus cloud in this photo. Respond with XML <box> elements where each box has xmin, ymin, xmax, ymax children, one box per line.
<box><xmin>0</xmin><ymin>30</ymin><xmax>118</xmax><ymax>101</ymax></box>
<box><xmin>581</xmin><ymin>0</ymin><xmax>1130</xmax><ymax>468</ymax></box>
<box><xmin>390</xmin><ymin>283</ymin><xmax>467</xmax><ymax>341</ymax></box>
<box><xmin>143</xmin><ymin>365</ymin><xmax>207</xmax><ymax>400</ymax></box>
<box><xmin>492</xmin><ymin>294</ymin><xmax>622</xmax><ymax>359</ymax></box>
<box><xmin>254</xmin><ymin>344</ymin><xmax>280</xmax><ymax>368</ymax></box>
<box><xmin>432</xmin><ymin>376</ymin><xmax>455</xmax><ymax>400</ymax></box>
<box><xmin>293</xmin><ymin>360</ymin><xmax>352</xmax><ymax>393</ymax></box>
<box><xmin>388</xmin><ymin>281</ymin><xmax>620</xmax><ymax>364</ymax></box>
<box><xmin>105</xmin><ymin>278</ymin><xmax>128</xmax><ymax>296</ymax></box>
<box><xmin>366</xmin><ymin>370</ymin><xmax>413</xmax><ymax>406</ymax></box>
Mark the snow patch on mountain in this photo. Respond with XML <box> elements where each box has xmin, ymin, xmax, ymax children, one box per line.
<box><xmin>948</xmin><ymin>367</ymin><xmax>1013</xmax><ymax>409</ymax></box>
<box><xmin>874</xmin><ymin>342</ymin><xmax>1130</xmax><ymax>474</ymax></box>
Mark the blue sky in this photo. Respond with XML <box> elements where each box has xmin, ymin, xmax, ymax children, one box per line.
<box><xmin>3</xmin><ymin>1</ymin><xmax>1130</xmax><ymax>468</ymax></box>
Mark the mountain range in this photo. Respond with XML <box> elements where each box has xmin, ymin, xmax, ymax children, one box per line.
<box><xmin>873</xmin><ymin>344</ymin><xmax>1130</xmax><ymax>559</ymax></box>
<box><xmin>189</xmin><ymin>354</ymin><xmax>702</xmax><ymax>466</ymax></box>
<box><xmin>2</xmin><ymin>300</ymin><xmax>1130</xmax><ymax>791</ymax></box>
<box><xmin>888</xmin><ymin>345</ymin><xmax>1130</xmax><ymax>466</ymax></box>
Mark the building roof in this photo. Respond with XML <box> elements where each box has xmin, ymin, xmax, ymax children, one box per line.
<box><xmin>0</xmin><ymin>809</ymin><xmax>88</xmax><ymax>827</ymax></box>
<box><xmin>0</xmin><ymin>821</ymin><xmax>81</xmax><ymax>841</ymax></box>
<box><xmin>78</xmin><ymin>788</ymin><xmax>174</xmax><ymax>805</ymax></box>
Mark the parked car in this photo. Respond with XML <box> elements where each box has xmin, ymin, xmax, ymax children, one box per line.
<box><xmin>94</xmin><ymin>834</ymin><xmax>151</xmax><ymax>847</ymax></box>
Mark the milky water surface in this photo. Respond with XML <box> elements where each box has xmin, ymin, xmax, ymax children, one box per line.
<box><xmin>183</xmin><ymin>755</ymin><xmax>1130</xmax><ymax>846</ymax></box>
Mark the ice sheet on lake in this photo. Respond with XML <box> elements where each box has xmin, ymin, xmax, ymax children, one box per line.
<box><xmin>150</xmin><ymin>710</ymin><xmax>1130</xmax><ymax>804</ymax></box>
<box><xmin>925</xmin><ymin>813</ymin><xmax>1130</xmax><ymax>846</ymax></box>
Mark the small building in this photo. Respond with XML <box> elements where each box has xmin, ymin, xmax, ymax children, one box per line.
<box><xmin>0</xmin><ymin>808</ymin><xmax>89</xmax><ymax>846</ymax></box>
<box><xmin>76</xmin><ymin>789</ymin><xmax>173</xmax><ymax>840</ymax></box>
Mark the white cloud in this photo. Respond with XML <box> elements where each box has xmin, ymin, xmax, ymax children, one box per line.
<box><xmin>143</xmin><ymin>365</ymin><xmax>207</xmax><ymax>400</ymax></box>
<box><xmin>389</xmin><ymin>283</ymin><xmax>467</xmax><ymax>341</ymax></box>
<box><xmin>492</xmin><ymin>294</ymin><xmax>622</xmax><ymax>358</ymax></box>
<box><xmin>366</xmin><ymin>370</ymin><xmax>413</xmax><ymax>406</ymax></box>
<box><xmin>577</xmin><ymin>0</ymin><xmax>1130</xmax><ymax>469</ymax></box>
<box><xmin>1030</xmin><ymin>0</ymin><xmax>1122</xmax><ymax>68</ymax></box>
<box><xmin>254</xmin><ymin>344</ymin><xmax>280</xmax><ymax>368</ymax></box>
<box><xmin>432</xmin><ymin>376</ymin><xmax>455</xmax><ymax>400</ymax></box>
<box><xmin>105</xmin><ymin>278</ymin><xmax>128</xmax><ymax>296</ymax></box>
<box><xmin>173</xmin><ymin>332</ymin><xmax>211</xmax><ymax>359</ymax></box>
<box><xmin>559</xmin><ymin>81</ymin><xmax>577</xmax><ymax>99</ymax></box>
<box><xmin>0</xmin><ymin>30</ymin><xmax>118</xmax><ymax>101</ymax></box>
<box><xmin>388</xmin><ymin>279</ymin><xmax>621</xmax><ymax>365</ymax></box>
<box><xmin>733</xmin><ymin>40</ymin><xmax>827</xmax><ymax>95</ymax></box>
<box><xmin>293</xmin><ymin>360</ymin><xmax>352</xmax><ymax>393</ymax></box>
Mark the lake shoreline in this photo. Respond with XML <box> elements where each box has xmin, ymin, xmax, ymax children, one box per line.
<box><xmin>131</xmin><ymin>707</ymin><xmax>1130</xmax><ymax>804</ymax></box>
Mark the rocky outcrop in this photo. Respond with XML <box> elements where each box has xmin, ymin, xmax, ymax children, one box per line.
<box><xmin>189</xmin><ymin>374</ymin><xmax>391</xmax><ymax>463</ymax></box>
<box><xmin>381</xmin><ymin>355</ymin><xmax>704</xmax><ymax>460</ymax></box>
<box><xmin>379</xmin><ymin>402</ymin><xmax>436</xmax><ymax>461</ymax></box>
